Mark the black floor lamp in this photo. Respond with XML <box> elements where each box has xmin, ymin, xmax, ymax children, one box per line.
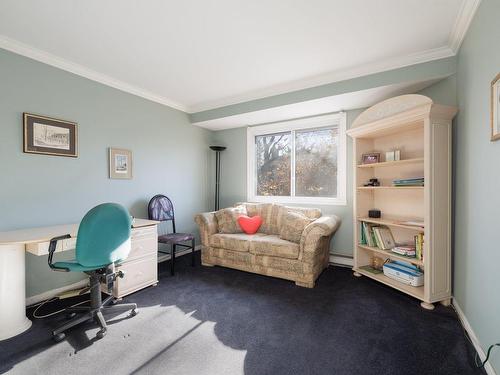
<box><xmin>210</xmin><ymin>146</ymin><xmax>226</xmax><ymax>211</ymax></box>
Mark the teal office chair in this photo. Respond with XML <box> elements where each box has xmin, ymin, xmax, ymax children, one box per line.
<box><xmin>48</xmin><ymin>203</ymin><xmax>138</xmax><ymax>342</ymax></box>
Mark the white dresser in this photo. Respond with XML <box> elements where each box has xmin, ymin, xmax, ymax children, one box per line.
<box><xmin>106</xmin><ymin>222</ymin><xmax>159</xmax><ymax>298</ymax></box>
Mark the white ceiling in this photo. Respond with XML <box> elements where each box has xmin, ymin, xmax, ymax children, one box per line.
<box><xmin>194</xmin><ymin>79</ymin><xmax>441</xmax><ymax>130</ymax></box>
<box><xmin>0</xmin><ymin>0</ymin><xmax>478</xmax><ymax>113</ymax></box>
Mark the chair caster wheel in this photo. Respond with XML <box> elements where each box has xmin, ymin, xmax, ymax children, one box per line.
<box><xmin>53</xmin><ymin>333</ymin><xmax>65</xmax><ymax>342</ymax></box>
<box><xmin>66</xmin><ymin>312</ymin><xmax>77</xmax><ymax>319</ymax></box>
<box><xmin>130</xmin><ymin>308</ymin><xmax>138</xmax><ymax>317</ymax></box>
<box><xmin>96</xmin><ymin>329</ymin><xmax>107</xmax><ymax>339</ymax></box>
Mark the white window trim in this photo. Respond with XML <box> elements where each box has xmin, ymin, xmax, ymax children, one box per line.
<box><xmin>247</xmin><ymin>112</ymin><xmax>347</xmax><ymax>206</ymax></box>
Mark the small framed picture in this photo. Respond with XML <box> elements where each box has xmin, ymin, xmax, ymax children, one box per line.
<box><xmin>109</xmin><ymin>148</ymin><xmax>133</xmax><ymax>179</ymax></box>
<box><xmin>23</xmin><ymin>113</ymin><xmax>78</xmax><ymax>157</ymax></box>
<box><xmin>362</xmin><ymin>153</ymin><xmax>380</xmax><ymax>164</ymax></box>
<box><xmin>491</xmin><ymin>73</ymin><xmax>500</xmax><ymax>141</ymax></box>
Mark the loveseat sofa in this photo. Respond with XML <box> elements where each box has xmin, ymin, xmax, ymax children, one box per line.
<box><xmin>194</xmin><ymin>202</ymin><xmax>340</xmax><ymax>288</ymax></box>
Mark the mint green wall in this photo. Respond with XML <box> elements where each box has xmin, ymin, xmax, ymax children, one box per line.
<box><xmin>418</xmin><ymin>75</ymin><xmax>457</xmax><ymax>107</ymax></box>
<box><xmin>453</xmin><ymin>0</ymin><xmax>500</xmax><ymax>371</ymax></box>
<box><xmin>0</xmin><ymin>48</ymin><xmax>212</xmax><ymax>298</ymax></box>
<box><xmin>211</xmin><ymin>109</ymin><xmax>364</xmax><ymax>257</ymax></box>
<box><xmin>191</xmin><ymin>57</ymin><xmax>456</xmax><ymax>123</ymax></box>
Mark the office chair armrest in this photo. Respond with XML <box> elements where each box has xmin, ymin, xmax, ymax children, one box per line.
<box><xmin>48</xmin><ymin>234</ymin><xmax>72</xmax><ymax>272</ymax></box>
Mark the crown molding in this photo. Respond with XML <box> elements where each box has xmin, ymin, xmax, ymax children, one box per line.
<box><xmin>0</xmin><ymin>0</ymin><xmax>480</xmax><ymax>115</ymax></box>
<box><xmin>0</xmin><ymin>35</ymin><xmax>188</xmax><ymax>112</ymax></box>
<box><xmin>448</xmin><ymin>0</ymin><xmax>482</xmax><ymax>53</ymax></box>
<box><xmin>187</xmin><ymin>46</ymin><xmax>455</xmax><ymax>113</ymax></box>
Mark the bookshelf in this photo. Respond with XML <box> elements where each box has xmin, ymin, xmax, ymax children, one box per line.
<box><xmin>357</xmin><ymin>157</ymin><xmax>424</xmax><ymax>169</ymax></box>
<box><xmin>347</xmin><ymin>94</ymin><xmax>457</xmax><ymax>310</ymax></box>
<box><xmin>356</xmin><ymin>186</ymin><xmax>424</xmax><ymax>191</ymax></box>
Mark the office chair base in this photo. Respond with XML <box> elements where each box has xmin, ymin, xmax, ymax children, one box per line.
<box><xmin>52</xmin><ymin>302</ymin><xmax>138</xmax><ymax>342</ymax></box>
<box><xmin>52</xmin><ymin>271</ymin><xmax>137</xmax><ymax>342</ymax></box>
<box><xmin>53</xmin><ymin>332</ymin><xmax>66</xmax><ymax>343</ymax></box>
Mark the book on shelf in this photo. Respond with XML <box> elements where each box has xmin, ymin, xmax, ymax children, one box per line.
<box><xmin>373</xmin><ymin>227</ymin><xmax>395</xmax><ymax>250</ymax></box>
<box><xmin>359</xmin><ymin>265</ymin><xmax>383</xmax><ymax>274</ymax></box>
<box><xmin>415</xmin><ymin>233</ymin><xmax>424</xmax><ymax>261</ymax></box>
<box><xmin>392</xmin><ymin>245</ymin><xmax>416</xmax><ymax>257</ymax></box>
<box><xmin>392</xmin><ymin>177</ymin><xmax>424</xmax><ymax>187</ymax></box>
<box><xmin>359</xmin><ymin>222</ymin><xmax>395</xmax><ymax>250</ymax></box>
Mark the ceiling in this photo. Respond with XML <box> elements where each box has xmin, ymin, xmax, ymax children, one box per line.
<box><xmin>0</xmin><ymin>1</ymin><xmax>478</xmax><ymax>113</ymax></box>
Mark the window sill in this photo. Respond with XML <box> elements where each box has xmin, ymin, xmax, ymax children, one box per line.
<box><xmin>247</xmin><ymin>195</ymin><xmax>347</xmax><ymax>206</ymax></box>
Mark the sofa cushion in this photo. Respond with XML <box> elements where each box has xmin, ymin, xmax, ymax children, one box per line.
<box><xmin>277</xmin><ymin>206</ymin><xmax>321</xmax><ymax>232</ymax></box>
<box><xmin>249</xmin><ymin>234</ymin><xmax>299</xmax><ymax>259</ymax></box>
<box><xmin>279</xmin><ymin>211</ymin><xmax>314</xmax><ymax>243</ymax></box>
<box><xmin>244</xmin><ymin>203</ymin><xmax>281</xmax><ymax>235</ymax></box>
<box><xmin>210</xmin><ymin>233</ymin><xmax>266</xmax><ymax>252</ymax></box>
<box><xmin>215</xmin><ymin>205</ymin><xmax>247</xmax><ymax>233</ymax></box>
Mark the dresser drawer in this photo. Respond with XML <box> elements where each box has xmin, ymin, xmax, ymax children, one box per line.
<box><xmin>131</xmin><ymin>225</ymin><xmax>157</xmax><ymax>241</ymax></box>
<box><xmin>128</xmin><ymin>227</ymin><xmax>157</xmax><ymax>261</ymax></box>
<box><xmin>109</xmin><ymin>255</ymin><xmax>158</xmax><ymax>298</ymax></box>
<box><xmin>26</xmin><ymin>237</ymin><xmax>76</xmax><ymax>256</ymax></box>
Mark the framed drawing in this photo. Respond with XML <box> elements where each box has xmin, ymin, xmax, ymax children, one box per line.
<box><xmin>109</xmin><ymin>148</ymin><xmax>133</xmax><ymax>179</ymax></box>
<box><xmin>491</xmin><ymin>73</ymin><xmax>500</xmax><ymax>141</ymax></box>
<box><xmin>23</xmin><ymin>113</ymin><xmax>78</xmax><ymax>157</ymax></box>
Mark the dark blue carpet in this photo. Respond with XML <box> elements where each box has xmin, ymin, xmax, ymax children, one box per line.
<box><xmin>0</xmin><ymin>254</ymin><xmax>485</xmax><ymax>374</ymax></box>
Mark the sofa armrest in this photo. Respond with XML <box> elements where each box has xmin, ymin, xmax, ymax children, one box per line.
<box><xmin>194</xmin><ymin>212</ymin><xmax>218</xmax><ymax>246</ymax></box>
<box><xmin>299</xmin><ymin>215</ymin><xmax>341</xmax><ymax>263</ymax></box>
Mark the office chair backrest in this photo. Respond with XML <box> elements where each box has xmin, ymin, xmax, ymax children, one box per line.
<box><xmin>75</xmin><ymin>203</ymin><xmax>132</xmax><ymax>267</ymax></box>
<box><xmin>148</xmin><ymin>194</ymin><xmax>176</xmax><ymax>233</ymax></box>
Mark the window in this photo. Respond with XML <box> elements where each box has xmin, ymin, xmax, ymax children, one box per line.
<box><xmin>247</xmin><ymin>113</ymin><xmax>346</xmax><ymax>205</ymax></box>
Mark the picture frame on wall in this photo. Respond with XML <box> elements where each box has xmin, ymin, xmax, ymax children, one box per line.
<box><xmin>491</xmin><ymin>73</ymin><xmax>500</xmax><ymax>141</ymax></box>
<box><xmin>109</xmin><ymin>148</ymin><xmax>133</xmax><ymax>179</ymax></box>
<box><xmin>23</xmin><ymin>113</ymin><xmax>78</xmax><ymax>157</ymax></box>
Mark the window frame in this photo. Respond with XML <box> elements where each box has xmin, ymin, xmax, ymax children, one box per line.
<box><xmin>247</xmin><ymin>112</ymin><xmax>347</xmax><ymax>206</ymax></box>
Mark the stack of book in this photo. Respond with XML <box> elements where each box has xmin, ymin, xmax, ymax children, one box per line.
<box><xmin>360</xmin><ymin>222</ymin><xmax>395</xmax><ymax>250</ymax></box>
<box><xmin>414</xmin><ymin>233</ymin><xmax>424</xmax><ymax>261</ymax></box>
<box><xmin>392</xmin><ymin>177</ymin><xmax>424</xmax><ymax>186</ymax></box>
<box><xmin>392</xmin><ymin>245</ymin><xmax>416</xmax><ymax>257</ymax></box>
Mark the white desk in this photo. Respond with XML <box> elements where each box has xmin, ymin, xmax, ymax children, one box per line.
<box><xmin>0</xmin><ymin>219</ymin><xmax>158</xmax><ymax>340</ymax></box>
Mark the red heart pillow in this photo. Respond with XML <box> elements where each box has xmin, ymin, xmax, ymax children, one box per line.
<box><xmin>237</xmin><ymin>215</ymin><xmax>263</xmax><ymax>234</ymax></box>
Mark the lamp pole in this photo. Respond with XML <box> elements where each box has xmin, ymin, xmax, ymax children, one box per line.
<box><xmin>210</xmin><ymin>146</ymin><xmax>226</xmax><ymax>211</ymax></box>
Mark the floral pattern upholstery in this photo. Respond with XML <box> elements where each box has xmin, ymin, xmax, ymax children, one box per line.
<box><xmin>210</xmin><ymin>233</ymin><xmax>266</xmax><ymax>252</ymax></box>
<box><xmin>194</xmin><ymin>203</ymin><xmax>340</xmax><ymax>288</ymax></box>
<box><xmin>214</xmin><ymin>205</ymin><xmax>247</xmax><ymax>234</ymax></box>
<box><xmin>279</xmin><ymin>211</ymin><xmax>314</xmax><ymax>244</ymax></box>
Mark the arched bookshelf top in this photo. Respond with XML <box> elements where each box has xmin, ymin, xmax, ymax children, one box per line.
<box><xmin>352</xmin><ymin>94</ymin><xmax>433</xmax><ymax>129</ymax></box>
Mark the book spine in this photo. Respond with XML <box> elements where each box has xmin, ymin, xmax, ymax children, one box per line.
<box><xmin>415</xmin><ymin>233</ymin><xmax>424</xmax><ymax>261</ymax></box>
<box><xmin>360</xmin><ymin>222</ymin><xmax>367</xmax><ymax>245</ymax></box>
<box><xmin>373</xmin><ymin>228</ymin><xmax>384</xmax><ymax>249</ymax></box>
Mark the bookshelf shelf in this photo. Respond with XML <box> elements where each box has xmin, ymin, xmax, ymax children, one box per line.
<box><xmin>357</xmin><ymin>217</ymin><xmax>424</xmax><ymax>231</ymax></box>
<box><xmin>347</xmin><ymin>94</ymin><xmax>457</xmax><ymax>309</ymax></box>
<box><xmin>357</xmin><ymin>157</ymin><xmax>424</xmax><ymax>169</ymax></box>
<box><xmin>357</xmin><ymin>186</ymin><xmax>424</xmax><ymax>190</ymax></box>
<box><xmin>357</xmin><ymin>244</ymin><xmax>424</xmax><ymax>266</ymax></box>
<box><xmin>356</xmin><ymin>268</ymin><xmax>424</xmax><ymax>300</ymax></box>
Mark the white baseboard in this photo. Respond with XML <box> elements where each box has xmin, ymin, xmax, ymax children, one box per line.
<box><xmin>158</xmin><ymin>245</ymin><xmax>201</xmax><ymax>262</ymax></box>
<box><xmin>26</xmin><ymin>279</ymin><xmax>89</xmax><ymax>307</ymax></box>
<box><xmin>27</xmin><ymin>246</ymin><xmax>202</xmax><ymax>307</ymax></box>
<box><xmin>329</xmin><ymin>254</ymin><xmax>353</xmax><ymax>267</ymax></box>
<box><xmin>453</xmin><ymin>299</ymin><xmax>497</xmax><ymax>375</ymax></box>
